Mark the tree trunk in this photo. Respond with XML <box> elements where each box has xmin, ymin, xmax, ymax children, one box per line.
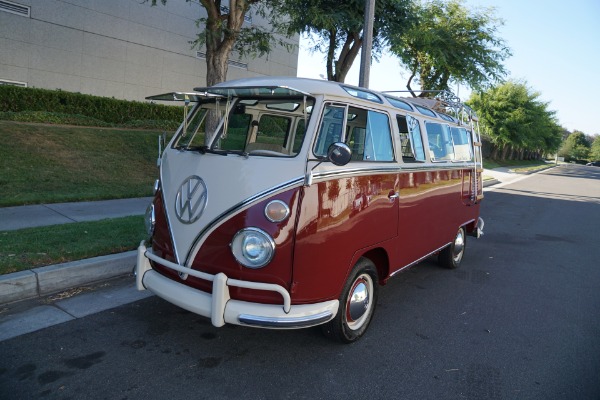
<box><xmin>406</xmin><ymin>67</ymin><xmax>418</xmax><ymax>97</ymax></box>
<box><xmin>326</xmin><ymin>29</ymin><xmax>337</xmax><ymax>81</ymax></box>
<box><xmin>501</xmin><ymin>144</ymin><xmax>509</xmax><ymax>160</ymax></box>
<box><xmin>201</xmin><ymin>0</ymin><xmax>249</xmax><ymax>86</ymax></box>
<box><xmin>491</xmin><ymin>147</ymin><xmax>497</xmax><ymax>160</ymax></box>
<box><xmin>329</xmin><ymin>31</ymin><xmax>361</xmax><ymax>82</ymax></box>
<box><xmin>206</xmin><ymin>51</ymin><xmax>229</xmax><ymax>86</ymax></box>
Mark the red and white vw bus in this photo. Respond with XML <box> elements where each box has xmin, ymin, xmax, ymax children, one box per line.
<box><xmin>136</xmin><ymin>77</ymin><xmax>484</xmax><ymax>343</ymax></box>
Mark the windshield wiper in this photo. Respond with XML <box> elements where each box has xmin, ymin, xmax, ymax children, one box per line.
<box><xmin>225</xmin><ymin>149</ymin><xmax>249</xmax><ymax>157</ymax></box>
<box><xmin>180</xmin><ymin>145</ymin><xmax>248</xmax><ymax>157</ymax></box>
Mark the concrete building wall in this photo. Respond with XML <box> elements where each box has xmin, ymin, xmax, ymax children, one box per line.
<box><xmin>0</xmin><ymin>0</ymin><xmax>299</xmax><ymax>100</ymax></box>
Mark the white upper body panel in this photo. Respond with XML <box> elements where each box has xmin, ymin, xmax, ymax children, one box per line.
<box><xmin>160</xmin><ymin>149</ymin><xmax>305</xmax><ymax>265</ymax></box>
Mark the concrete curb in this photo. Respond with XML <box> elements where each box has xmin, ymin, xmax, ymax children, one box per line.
<box><xmin>483</xmin><ymin>178</ymin><xmax>500</xmax><ymax>187</ymax></box>
<box><xmin>0</xmin><ymin>251</ymin><xmax>136</xmax><ymax>305</ymax></box>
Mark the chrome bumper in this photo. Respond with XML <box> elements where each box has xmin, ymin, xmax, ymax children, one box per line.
<box><xmin>136</xmin><ymin>242</ymin><xmax>338</xmax><ymax>329</ymax></box>
<box><xmin>475</xmin><ymin>217</ymin><xmax>485</xmax><ymax>238</ymax></box>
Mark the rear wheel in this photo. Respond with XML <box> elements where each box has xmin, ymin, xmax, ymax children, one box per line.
<box><xmin>439</xmin><ymin>226</ymin><xmax>466</xmax><ymax>269</ymax></box>
<box><xmin>321</xmin><ymin>258</ymin><xmax>378</xmax><ymax>343</ymax></box>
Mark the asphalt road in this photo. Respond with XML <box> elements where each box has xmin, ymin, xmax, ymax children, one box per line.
<box><xmin>1</xmin><ymin>165</ymin><xmax>599</xmax><ymax>400</ymax></box>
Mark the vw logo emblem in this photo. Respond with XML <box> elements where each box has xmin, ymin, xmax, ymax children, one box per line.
<box><xmin>175</xmin><ymin>176</ymin><xmax>207</xmax><ymax>224</ymax></box>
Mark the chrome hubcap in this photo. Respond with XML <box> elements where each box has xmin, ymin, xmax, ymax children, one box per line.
<box><xmin>348</xmin><ymin>280</ymin><xmax>369</xmax><ymax>321</ymax></box>
<box><xmin>346</xmin><ymin>274</ymin><xmax>373</xmax><ymax>330</ymax></box>
<box><xmin>452</xmin><ymin>229</ymin><xmax>465</xmax><ymax>263</ymax></box>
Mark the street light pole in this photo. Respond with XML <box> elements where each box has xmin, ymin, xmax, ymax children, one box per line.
<box><xmin>359</xmin><ymin>0</ymin><xmax>376</xmax><ymax>88</ymax></box>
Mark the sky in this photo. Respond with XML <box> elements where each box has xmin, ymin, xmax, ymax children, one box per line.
<box><xmin>296</xmin><ymin>0</ymin><xmax>600</xmax><ymax>136</ymax></box>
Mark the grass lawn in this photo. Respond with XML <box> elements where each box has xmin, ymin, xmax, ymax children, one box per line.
<box><xmin>483</xmin><ymin>159</ymin><xmax>553</xmax><ymax>171</ymax></box>
<box><xmin>0</xmin><ymin>121</ymin><xmax>163</xmax><ymax>207</ymax></box>
<box><xmin>0</xmin><ymin>121</ymin><xmax>161</xmax><ymax>274</ymax></box>
<box><xmin>0</xmin><ymin>216</ymin><xmax>146</xmax><ymax>275</ymax></box>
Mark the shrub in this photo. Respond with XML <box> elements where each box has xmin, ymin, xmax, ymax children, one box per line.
<box><xmin>0</xmin><ymin>85</ymin><xmax>181</xmax><ymax>126</ymax></box>
<box><xmin>0</xmin><ymin>111</ymin><xmax>112</xmax><ymax>127</ymax></box>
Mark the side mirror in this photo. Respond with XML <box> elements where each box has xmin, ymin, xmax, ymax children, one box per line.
<box><xmin>327</xmin><ymin>142</ymin><xmax>352</xmax><ymax>166</ymax></box>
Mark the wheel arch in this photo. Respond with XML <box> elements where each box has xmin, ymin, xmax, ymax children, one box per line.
<box><xmin>354</xmin><ymin>247</ymin><xmax>390</xmax><ymax>285</ymax></box>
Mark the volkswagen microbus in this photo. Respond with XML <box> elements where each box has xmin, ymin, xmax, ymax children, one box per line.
<box><xmin>136</xmin><ymin>77</ymin><xmax>484</xmax><ymax>343</ymax></box>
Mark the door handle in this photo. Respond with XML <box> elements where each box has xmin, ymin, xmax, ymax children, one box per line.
<box><xmin>388</xmin><ymin>192</ymin><xmax>399</xmax><ymax>202</ymax></box>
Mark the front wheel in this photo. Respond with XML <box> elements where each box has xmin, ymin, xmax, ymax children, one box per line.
<box><xmin>321</xmin><ymin>258</ymin><xmax>378</xmax><ymax>343</ymax></box>
<box><xmin>439</xmin><ymin>226</ymin><xmax>466</xmax><ymax>269</ymax></box>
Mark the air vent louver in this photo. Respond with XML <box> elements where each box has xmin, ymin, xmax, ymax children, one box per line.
<box><xmin>0</xmin><ymin>0</ymin><xmax>30</xmax><ymax>17</ymax></box>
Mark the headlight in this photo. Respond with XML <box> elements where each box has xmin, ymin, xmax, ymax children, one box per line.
<box><xmin>145</xmin><ymin>203</ymin><xmax>156</xmax><ymax>236</ymax></box>
<box><xmin>231</xmin><ymin>228</ymin><xmax>275</xmax><ymax>269</ymax></box>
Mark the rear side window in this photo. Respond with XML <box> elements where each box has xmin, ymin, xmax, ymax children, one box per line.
<box><xmin>397</xmin><ymin>115</ymin><xmax>426</xmax><ymax>162</ymax></box>
<box><xmin>425</xmin><ymin>122</ymin><xmax>455</xmax><ymax>161</ymax></box>
<box><xmin>450</xmin><ymin>127</ymin><xmax>473</xmax><ymax>161</ymax></box>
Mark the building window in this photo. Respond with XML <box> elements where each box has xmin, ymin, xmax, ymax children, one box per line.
<box><xmin>0</xmin><ymin>79</ymin><xmax>27</xmax><ymax>87</ymax></box>
<box><xmin>196</xmin><ymin>52</ymin><xmax>248</xmax><ymax>70</ymax></box>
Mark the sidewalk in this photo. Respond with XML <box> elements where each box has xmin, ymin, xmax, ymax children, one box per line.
<box><xmin>0</xmin><ymin>196</ymin><xmax>155</xmax><ymax>340</ymax></box>
<box><xmin>0</xmin><ymin>197</ymin><xmax>153</xmax><ymax>231</ymax></box>
<box><xmin>0</xmin><ymin>196</ymin><xmax>152</xmax><ymax>304</ymax></box>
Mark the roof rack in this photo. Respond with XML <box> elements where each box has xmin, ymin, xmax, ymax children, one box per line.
<box><xmin>382</xmin><ymin>89</ymin><xmax>478</xmax><ymax>125</ymax></box>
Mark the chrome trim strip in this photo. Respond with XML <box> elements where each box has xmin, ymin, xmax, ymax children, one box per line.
<box><xmin>390</xmin><ymin>219</ymin><xmax>477</xmax><ymax>277</ymax></box>
<box><xmin>238</xmin><ymin>311</ymin><xmax>333</xmax><ymax>328</ymax></box>
<box><xmin>310</xmin><ymin>163</ymin><xmax>476</xmax><ymax>182</ymax></box>
<box><xmin>192</xmin><ymin>84</ymin><xmax>312</xmax><ymax>98</ymax></box>
<box><xmin>390</xmin><ymin>243</ymin><xmax>451</xmax><ymax>277</ymax></box>
<box><xmin>314</xmin><ymin>165</ymin><xmax>400</xmax><ymax>180</ymax></box>
<box><xmin>399</xmin><ymin>163</ymin><xmax>476</xmax><ymax>172</ymax></box>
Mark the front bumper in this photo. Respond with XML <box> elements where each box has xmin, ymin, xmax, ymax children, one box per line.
<box><xmin>136</xmin><ymin>242</ymin><xmax>338</xmax><ymax>329</ymax></box>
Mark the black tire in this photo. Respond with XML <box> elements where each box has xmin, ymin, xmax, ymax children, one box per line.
<box><xmin>321</xmin><ymin>257</ymin><xmax>378</xmax><ymax>343</ymax></box>
<box><xmin>439</xmin><ymin>226</ymin><xmax>466</xmax><ymax>269</ymax></box>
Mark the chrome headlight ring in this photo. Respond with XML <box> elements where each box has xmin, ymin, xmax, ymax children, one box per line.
<box><xmin>231</xmin><ymin>227</ymin><xmax>275</xmax><ymax>269</ymax></box>
<box><xmin>144</xmin><ymin>203</ymin><xmax>156</xmax><ymax>236</ymax></box>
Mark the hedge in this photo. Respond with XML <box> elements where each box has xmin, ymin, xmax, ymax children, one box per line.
<box><xmin>0</xmin><ymin>85</ymin><xmax>182</xmax><ymax>125</ymax></box>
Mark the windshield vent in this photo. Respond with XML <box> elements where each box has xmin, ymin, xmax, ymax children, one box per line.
<box><xmin>0</xmin><ymin>79</ymin><xmax>27</xmax><ymax>87</ymax></box>
<box><xmin>0</xmin><ymin>0</ymin><xmax>30</xmax><ymax>17</ymax></box>
<box><xmin>196</xmin><ymin>52</ymin><xmax>248</xmax><ymax>70</ymax></box>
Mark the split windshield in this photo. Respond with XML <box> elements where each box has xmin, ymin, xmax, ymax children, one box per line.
<box><xmin>174</xmin><ymin>96</ymin><xmax>315</xmax><ymax>157</ymax></box>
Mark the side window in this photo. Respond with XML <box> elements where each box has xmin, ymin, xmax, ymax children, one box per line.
<box><xmin>293</xmin><ymin>118</ymin><xmax>307</xmax><ymax>154</ymax></box>
<box><xmin>408</xmin><ymin>116</ymin><xmax>426</xmax><ymax>161</ymax></box>
<box><xmin>397</xmin><ymin>115</ymin><xmax>425</xmax><ymax>162</ymax></box>
<box><xmin>257</xmin><ymin>115</ymin><xmax>290</xmax><ymax>144</ymax></box>
<box><xmin>314</xmin><ymin>104</ymin><xmax>345</xmax><ymax>156</ymax></box>
<box><xmin>245</xmin><ymin>114</ymin><xmax>290</xmax><ymax>153</ymax></box>
<box><xmin>219</xmin><ymin>113</ymin><xmax>251</xmax><ymax>150</ymax></box>
<box><xmin>314</xmin><ymin>104</ymin><xmax>393</xmax><ymax>161</ymax></box>
<box><xmin>450</xmin><ymin>127</ymin><xmax>473</xmax><ymax>161</ymax></box>
<box><xmin>426</xmin><ymin>122</ymin><xmax>455</xmax><ymax>161</ymax></box>
<box><xmin>347</xmin><ymin>107</ymin><xmax>393</xmax><ymax>162</ymax></box>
